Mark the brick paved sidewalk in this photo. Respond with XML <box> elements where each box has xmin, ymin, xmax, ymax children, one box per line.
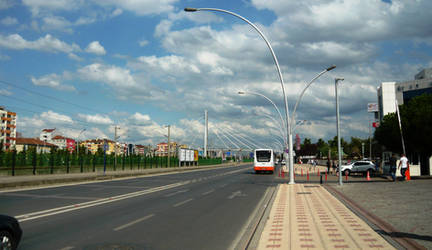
<box><xmin>257</xmin><ymin>184</ymin><xmax>395</xmax><ymax>249</ymax></box>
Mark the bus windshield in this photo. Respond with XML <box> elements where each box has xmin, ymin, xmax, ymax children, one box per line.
<box><xmin>256</xmin><ymin>150</ymin><xmax>271</xmax><ymax>162</ymax></box>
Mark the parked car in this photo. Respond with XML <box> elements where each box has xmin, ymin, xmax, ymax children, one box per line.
<box><xmin>0</xmin><ymin>215</ymin><xmax>22</xmax><ymax>250</ymax></box>
<box><xmin>338</xmin><ymin>160</ymin><xmax>377</xmax><ymax>176</ymax></box>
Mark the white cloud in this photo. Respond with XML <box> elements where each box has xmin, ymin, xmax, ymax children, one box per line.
<box><xmin>77</xmin><ymin>113</ymin><xmax>113</xmax><ymax>125</ymax></box>
<box><xmin>1</xmin><ymin>16</ymin><xmax>18</xmax><ymax>26</ymax></box>
<box><xmin>138</xmin><ymin>40</ymin><xmax>149</xmax><ymax>47</ymax></box>
<box><xmin>78</xmin><ymin>63</ymin><xmax>136</xmax><ymax>87</ymax></box>
<box><xmin>0</xmin><ymin>34</ymin><xmax>81</xmax><ymax>54</ymax></box>
<box><xmin>0</xmin><ymin>89</ymin><xmax>12</xmax><ymax>96</ymax></box>
<box><xmin>136</xmin><ymin>55</ymin><xmax>201</xmax><ymax>75</ymax></box>
<box><xmin>31</xmin><ymin>73</ymin><xmax>76</xmax><ymax>91</ymax></box>
<box><xmin>92</xmin><ymin>0</ymin><xmax>178</xmax><ymax>16</ymax></box>
<box><xmin>111</xmin><ymin>8</ymin><xmax>123</xmax><ymax>17</ymax></box>
<box><xmin>22</xmin><ymin>0</ymin><xmax>82</xmax><ymax>16</ymax></box>
<box><xmin>40</xmin><ymin>111</ymin><xmax>73</xmax><ymax>124</ymax></box>
<box><xmin>85</xmin><ymin>41</ymin><xmax>106</xmax><ymax>55</ymax></box>
<box><xmin>130</xmin><ymin>112</ymin><xmax>151</xmax><ymax>124</ymax></box>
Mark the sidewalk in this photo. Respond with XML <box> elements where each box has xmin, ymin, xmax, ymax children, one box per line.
<box><xmin>254</xmin><ymin>164</ymin><xmax>430</xmax><ymax>249</ymax></box>
<box><xmin>0</xmin><ymin>162</ymin><xmax>249</xmax><ymax>190</ymax></box>
<box><xmin>256</xmin><ymin>183</ymin><xmax>395</xmax><ymax>249</ymax></box>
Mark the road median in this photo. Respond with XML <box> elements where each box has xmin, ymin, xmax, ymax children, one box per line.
<box><xmin>0</xmin><ymin>162</ymin><xmax>251</xmax><ymax>190</ymax></box>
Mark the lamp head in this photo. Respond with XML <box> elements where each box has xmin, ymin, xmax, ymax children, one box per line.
<box><xmin>184</xmin><ymin>7</ymin><xmax>198</xmax><ymax>12</ymax></box>
<box><xmin>335</xmin><ymin>77</ymin><xmax>344</xmax><ymax>81</ymax></box>
<box><xmin>326</xmin><ymin>65</ymin><xmax>336</xmax><ymax>71</ymax></box>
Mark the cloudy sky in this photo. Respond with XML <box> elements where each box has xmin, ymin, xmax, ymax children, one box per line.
<box><xmin>1</xmin><ymin>0</ymin><xmax>431</xmax><ymax>151</ymax></box>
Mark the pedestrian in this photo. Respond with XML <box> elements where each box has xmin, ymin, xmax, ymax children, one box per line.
<box><xmin>326</xmin><ymin>159</ymin><xmax>330</xmax><ymax>174</ymax></box>
<box><xmin>389</xmin><ymin>154</ymin><xmax>397</xmax><ymax>181</ymax></box>
<box><xmin>398</xmin><ymin>154</ymin><xmax>409</xmax><ymax>181</ymax></box>
<box><xmin>332</xmin><ymin>160</ymin><xmax>336</xmax><ymax>175</ymax></box>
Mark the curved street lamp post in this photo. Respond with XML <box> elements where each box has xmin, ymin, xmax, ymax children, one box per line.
<box><xmin>185</xmin><ymin>7</ymin><xmax>335</xmax><ymax>184</ymax></box>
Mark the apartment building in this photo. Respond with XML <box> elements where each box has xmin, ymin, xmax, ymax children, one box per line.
<box><xmin>0</xmin><ymin>107</ymin><xmax>17</xmax><ymax>151</ymax></box>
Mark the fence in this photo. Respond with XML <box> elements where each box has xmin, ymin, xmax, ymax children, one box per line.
<box><xmin>0</xmin><ymin>149</ymin><xmax>249</xmax><ymax>176</ymax></box>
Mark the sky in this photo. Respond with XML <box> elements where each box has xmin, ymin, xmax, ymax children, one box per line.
<box><xmin>1</xmin><ymin>0</ymin><xmax>431</xmax><ymax>151</ymax></box>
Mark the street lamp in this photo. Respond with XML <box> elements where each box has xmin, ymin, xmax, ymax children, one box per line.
<box><xmin>186</xmin><ymin>7</ymin><xmax>295</xmax><ymax>183</ymax></box>
<box><xmin>291</xmin><ymin>65</ymin><xmax>336</xmax><ymax>128</ymax></box>
<box><xmin>335</xmin><ymin>77</ymin><xmax>344</xmax><ymax>186</ymax></box>
<box><xmin>238</xmin><ymin>91</ymin><xmax>286</xmax><ymax>142</ymax></box>
<box><xmin>292</xmin><ymin>120</ymin><xmax>307</xmax><ymax>132</ymax></box>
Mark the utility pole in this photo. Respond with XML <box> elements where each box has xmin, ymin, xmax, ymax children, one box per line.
<box><xmin>167</xmin><ymin>125</ymin><xmax>171</xmax><ymax>168</ymax></box>
<box><xmin>204</xmin><ymin>110</ymin><xmax>208</xmax><ymax>158</ymax></box>
<box><xmin>114</xmin><ymin>126</ymin><xmax>120</xmax><ymax>170</ymax></box>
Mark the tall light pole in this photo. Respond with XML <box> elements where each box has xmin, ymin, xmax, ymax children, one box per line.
<box><xmin>185</xmin><ymin>7</ymin><xmax>295</xmax><ymax>183</ymax></box>
<box><xmin>335</xmin><ymin>78</ymin><xmax>344</xmax><ymax>186</ymax></box>
<box><xmin>166</xmin><ymin>125</ymin><xmax>171</xmax><ymax>168</ymax></box>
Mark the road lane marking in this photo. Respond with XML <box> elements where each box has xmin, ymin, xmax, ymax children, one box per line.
<box><xmin>228</xmin><ymin>190</ymin><xmax>246</xmax><ymax>199</ymax></box>
<box><xmin>202</xmin><ymin>189</ymin><xmax>215</xmax><ymax>195</ymax></box>
<box><xmin>13</xmin><ymin>166</ymin><xmax>249</xmax><ymax>222</ymax></box>
<box><xmin>114</xmin><ymin>214</ymin><xmax>155</xmax><ymax>231</ymax></box>
<box><xmin>164</xmin><ymin>189</ymin><xmax>189</xmax><ymax>197</ymax></box>
<box><xmin>60</xmin><ymin>247</ymin><xmax>75</xmax><ymax>250</ymax></box>
<box><xmin>173</xmin><ymin>198</ymin><xmax>194</xmax><ymax>207</ymax></box>
<box><xmin>15</xmin><ymin>182</ymin><xmax>188</xmax><ymax>222</ymax></box>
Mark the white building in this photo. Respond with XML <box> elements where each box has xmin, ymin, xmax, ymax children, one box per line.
<box><xmin>377</xmin><ymin>68</ymin><xmax>432</xmax><ymax>121</ymax></box>
<box><xmin>40</xmin><ymin>128</ymin><xmax>56</xmax><ymax>142</ymax></box>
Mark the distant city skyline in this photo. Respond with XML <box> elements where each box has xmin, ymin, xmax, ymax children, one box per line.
<box><xmin>1</xmin><ymin>0</ymin><xmax>431</xmax><ymax>150</ymax></box>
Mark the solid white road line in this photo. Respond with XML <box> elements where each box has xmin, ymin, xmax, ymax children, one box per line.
<box><xmin>173</xmin><ymin>198</ymin><xmax>194</xmax><ymax>207</ymax></box>
<box><xmin>113</xmin><ymin>214</ymin><xmax>155</xmax><ymax>231</ymax></box>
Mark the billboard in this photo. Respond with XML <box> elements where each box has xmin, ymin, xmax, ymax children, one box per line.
<box><xmin>194</xmin><ymin>150</ymin><xmax>198</xmax><ymax>161</ymax></box>
<box><xmin>179</xmin><ymin>149</ymin><xmax>198</xmax><ymax>162</ymax></box>
<box><xmin>367</xmin><ymin>103</ymin><xmax>379</xmax><ymax>112</ymax></box>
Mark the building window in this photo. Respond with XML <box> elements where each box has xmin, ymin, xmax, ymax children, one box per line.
<box><xmin>416</xmin><ymin>84</ymin><xmax>419</xmax><ymax>88</ymax></box>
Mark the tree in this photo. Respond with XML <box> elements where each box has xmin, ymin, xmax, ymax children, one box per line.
<box><xmin>375</xmin><ymin>93</ymin><xmax>432</xmax><ymax>156</ymax></box>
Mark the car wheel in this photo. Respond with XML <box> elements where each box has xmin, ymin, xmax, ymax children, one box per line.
<box><xmin>0</xmin><ymin>230</ymin><xmax>16</xmax><ymax>250</ymax></box>
<box><xmin>344</xmin><ymin>169</ymin><xmax>350</xmax><ymax>176</ymax></box>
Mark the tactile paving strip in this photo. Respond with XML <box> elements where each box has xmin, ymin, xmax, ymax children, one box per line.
<box><xmin>257</xmin><ymin>184</ymin><xmax>394</xmax><ymax>249</ymax></box>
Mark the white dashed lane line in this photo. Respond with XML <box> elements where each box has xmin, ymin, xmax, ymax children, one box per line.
<box><xmin>173</xmin><ymin>198</ymin><xmax>194</xmax><ymax>208</ymax></box>
<box><xmin>113</xmin><ymin>214</ymin><xmax>155</xmax><ymax>231</ymax></box>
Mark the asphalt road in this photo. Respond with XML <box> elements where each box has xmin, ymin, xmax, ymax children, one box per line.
<box><xmin>0</xmin><ymin>164</ymin><xmax>280</xmax><ymax>250</ymax></box>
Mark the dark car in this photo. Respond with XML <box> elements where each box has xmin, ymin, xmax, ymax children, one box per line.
<box><xmin>0</xmin><ymin>215</ymin><xmax>22</xmax><ymax>250</ymax></box>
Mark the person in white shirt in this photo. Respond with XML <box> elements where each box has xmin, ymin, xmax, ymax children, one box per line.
<box><xmin>398</xmin><ymin>154</ymin><xmax>409</xmax><ymax>181</ymax></box>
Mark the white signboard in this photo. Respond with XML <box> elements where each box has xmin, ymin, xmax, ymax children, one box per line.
<box><xmin>367</xmin><ymin>103</ymin><xmax>378</xmax><ymax>112</ymax></box>
<box><xmin>179</xmin><ymin>148</ymin><xmax>187</xmax><ymax>161</ymax></box>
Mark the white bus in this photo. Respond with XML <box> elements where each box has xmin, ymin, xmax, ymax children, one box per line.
<box><xmin>254</xmin><ymin>149</ymin><xmax>275</xmax><ymax>174</ymax></box>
